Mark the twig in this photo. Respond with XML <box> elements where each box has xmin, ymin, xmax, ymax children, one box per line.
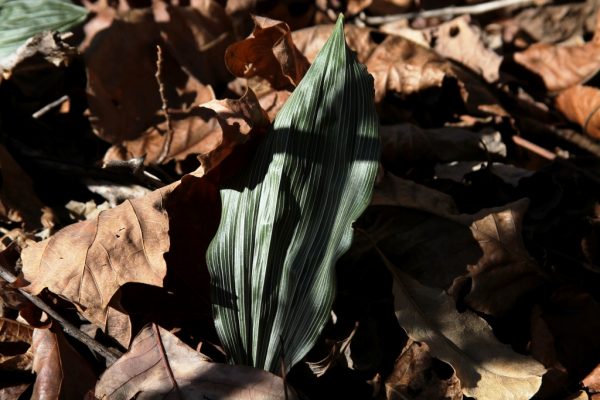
<box><xmin>32</xmin><ymin>95</ymin><xmax>69</xmax><ymax>119</ymax></box>
<box><xmin>359</xmin><ymin>0</ymin><xmax>540</xmax><ymax>25</ymax></box>
<box><xmin>512</xmin><ymin>135</ymin><xmax>600</xmax><ymax>185</ymax></box>
<box><xmin>552</xmin><ymin>127</ymin><xmax>600</xmax><ymax>158</ymax></box>
<box><xmin>155</xmin><ymin>45</ymin><xmax>174</xmax><ymax>165</ymax></box>
<box><xmin>0</xmin><ymin>264</ymin><xmax>122</xmax><ymax>365</ymax></box>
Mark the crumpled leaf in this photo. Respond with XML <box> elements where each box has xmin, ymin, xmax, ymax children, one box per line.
<box><xmin>380</xmin><ymin>251</ymin><xmax>546</xmax><ymax>400</ymax></box>
<box><xmin>0</xmin><ymin>144</ymin><xmax>56</xmax><ymax>230</ymax></box>
<box><xmin>358</xmin><ymin>195</ymin><xmax>542</xmax><ymax>316</ymax></box>
<box><xmin>225</xmin><ymin>16</ymin><xmax>310</xmax><ymax>91</ymax></box>
<box><xmin>95</xmin><ymin>324</ymin><xmax>296</xmax><ymax>400</ymax></box>
<box><xmin>104</xmin><ymin>89</ymin><xmax>270</xmax><ymax>175</ymax></box>
<box><xmin>385</xmin><ymin>339</ymin><xmax>462</xmax><ymax>400</ymax></box>
<box><xmin>207</xmin><ymin>16</ymin><xmax>380</xmax><ymax>373</ymax></box>
<box><xmin>0</xmin><ymin>317</ymin><xmax>33</xmax><ymax>373</ymax></box>
<box><xmin>0</xmin><ymin>0</ymin><xmax>87</xmax><ymax>67</ymax></box>
<box><xmin>556</xmin><ymin>85</ymin><xmax>600</xmax><ymax>138</ymax></box>
<box><xmin>514</xmin><ymin>12</ymin><xmax>600</xmax><ymax>91</ymax></box>
<box><xmin>31</xmin><ymin>326</ymin><xmax>96</xmax><ymax>399</ymax></box>
<box><xmin>430</xmin><ymin>16</ymin><xmax>502</xmax><ymax>83</ymax></box>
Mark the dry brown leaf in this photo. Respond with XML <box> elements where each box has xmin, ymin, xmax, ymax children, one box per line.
<box><xmin>583</xmin><ymin>363</ymin><xmax>600</xmax><ymax>394</ymax></box>
<box><xmin>514</xmin><ymin>12</ymin><xmax>600</xmax><ymax>91</ymax></box>
<box><xmin>21</xmin><ymin>184</ymin><xmax>170</xmax><ymax>345</ymax></box>
<box><xmin>0</xmin><ymin>383</ymin><xmax>30</xmax><ymax>399</ymax></box>
<box><xmin>380</xmin><ymin>123</ymin><xmax>488</xmax><ymax>167</ymax></box>
<box><xmin>225</xmin><ymin>16</ymin><xmax>310</xmax><ymax>90</ymax></box>
<box><xmin>381</xmin><ymin>253</ymin><xmax>546</xmax><ymax>400</ymax></box>
<box><xmin>0</xmin><ymin>318</ymin><xmax>33</xmax><ymax>373</ymax></box>
<box><xmin>0</xmin><ymin>145</ymin><xmax>56</xmax><ymax>230</ymax></box>
<box><xmin>21</xmin><ymin>174</ymin><xmax>221</xmax><ymax>346</ymax></box>
<box><xmin>31</xmin><ymin>326</ymin><xmax>96</xmax><ymax>399</ymax></box>
<box><xmin>385</xmin><ymin>339</ymin><xmax>462</xmax><ymax>400</ymax></box>
<box><xmin>104</xmin><ymin>89</ymin><xmax>269</xmax><ymax>174</ymax></box>
<box><xmin>556</xmin><ymin>85</ymin><xmax>600</xmax><ymax>138</ymax></box>
<box><xmin>359</xmin><ymin>196</ymin><xmax>542</xmax><ymax>316</ymax></box>
<box><xmin>95</xmin><ymin>324</ymin><xmax>297</xmax><ymax>400</ymax></box>
<box><xmin>85</xmin><ymin>4</ymin><xmax>228</xmax><ymax>144</ymax></box>
<box><xmin>431</xmin><ymin>16</ymin><xmax>502</xmax><ymax>82</ymax></box>
<box><xmin>371</xmin><ymin>173</ymin><xmax>458</xmax><ymax>217</ymax></box>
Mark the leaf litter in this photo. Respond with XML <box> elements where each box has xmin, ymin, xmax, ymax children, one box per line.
<box><xmin>3</xmin><ymin>0</ymin><xmax>600</xmax><ymax>399</ymax></box>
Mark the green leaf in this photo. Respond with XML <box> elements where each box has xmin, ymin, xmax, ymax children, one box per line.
<box><xmin>207</xmin><ymin>15</ymin><xmax>380</xmax><ymax>373</ymax></box>
<box><xmin>0</xmin><ymin>0</ymin><xmax>88</xmax><ymax>62</ymax></box>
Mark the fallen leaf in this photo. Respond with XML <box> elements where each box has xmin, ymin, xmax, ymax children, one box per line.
<box><xmin>357</xmin><ymin>197</ymin><xmax>542</xmax><ymax>316</ymax></box>
<box><xmin>104</xmin><ymin>88</ymin><xmax>269</xmax><ymax>174</ymax></box>
<box><xmin>385</xmin><ymin>339</ymin><xmax>462</xmax><ymax>400</ymax></box>
<box><xmin>0</xmin><ymin>144</ymin><xmax>56</xmax><ymax>230</ymax></box>
<box><xmin>555</xmin><ymin>85</ymin><xmax>600</xmax><ymax>138</ymax></box>
<box><xmin>0</xmin><ymin>383</ymin><xmax>30</xmax><ymax>399</ymax></box>
<box><xmin>0</xmin><ymin>318</ymin><xmax>33</xmax><ymax>373</ymax></box>
<box><xmin>514</xmin><ymin>12</ymin><xmax>600</xmax><ymax>91</ymax></box>
<box><xmin>583</xmin><ymin>363</ymin><xmax>600</xmax><ymax>394</ymax></box>
<box><xmin>430</xmin><ymin>16</ymin><xmax>502</xmax><ymax>83</ymax></box>
<box><xmin>85</xmin><ymin>5</ymin><xmax>227</xmax><ymax>144</ymax></box>
<box><xmin>225</xmin><ymin>16</ymin><xmax>310</xmax><ymax>90</ymax></box>
<box><xmin>371</xmin><ymin>172</ymin><xmax>459</xmax><ymax>217</ymax></box>
<box><xmin>31</xmin><ymin>326</ymin><xmax>96</xmax><ymax>399</ymax></box>
<box><xmin>381</xmin><ymin>252</ymin><xmax>546</xmax><ymax>400</ymax></box>
<box><xmin>380</xmin><ymin>123</ymin><xmax>489</xmax><ymax>168</ymax></box>
<box><xmin>95</xmin><ymin>324</ymin><xmax>296</xmax><ymax>400</ymax></box>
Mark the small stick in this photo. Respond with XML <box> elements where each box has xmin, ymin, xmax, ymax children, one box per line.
<box><xmin>512</xmin><ymin>135</ymin><xmax>600</xmax><ymax>185</ymax></box>
<box><xmin>0</xmin><ymin>264</ymin><xmax>122</xmax><ymax>365</ymax></box>
<box><xmin>32</xmin><ymin>95</ymin><xmax>69</xmax><ymax>119</ymax></box>
<box><xmin>359</xmin><ymin>0</ymin><xmax>540</xmax><ymax>25</ymax></box>
<box><xmin>155</xmin><ymin>45</ymin><xmax>174</xmax><ymax>164</ymax></box>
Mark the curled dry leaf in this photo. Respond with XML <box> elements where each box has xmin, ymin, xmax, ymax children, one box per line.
<box><xmin>0</xmin><ymin>318</ymin><xmax>33</xmax><ymax>373</ymax></box>
<box><xmin>555</xmin><ymin>85</ymin><xmax>600</xmax><ymax>138</ymax></box>
<box><xmin>31</xmin><ymin>326</ymin><xmax>96</xmax><ymax>399</ymax></box>
<box><xmin>95</xmin><ymin>324</ymin><xmax>296</xmax><ymax>400</ymax></box>
<box><xmin>385</xmin><ymin>339</ymin><xmax>462</xmax><ymax>400</ymax></box>
<box><xmin>104</xmin><ymin>89</ymin><xmax>269</xmax><ymax>174</ymax></box>
<box><xmin>430</xmin><ymin>16</ymin><xmax>502</xmax><ymax>83</ymax></box>
<box><xmin>0</xmin><ymin>144</ymin><xmax>55</xmax><ymax>230</ymax></box>
<box><xmin>380</xmin><ymin>252</ymin><xmax>546</xmax><ymax>400</ymax></box>
<box><xmin>225</xmin><ymin>16</ymin><xmax>310</xmax><ymax>91</ymax></box>
<box><xmin>514</xmin><ymin>13</ymin><xmax>600</xmax><ymax>91</ymax></box>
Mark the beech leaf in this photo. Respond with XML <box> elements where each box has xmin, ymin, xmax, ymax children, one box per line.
<box><xmin>207</xmin><ymin>15</ymin><xmax>380</xmax><ymax>373</ymax></box>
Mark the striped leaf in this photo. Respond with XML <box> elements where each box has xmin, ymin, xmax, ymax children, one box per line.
<box><xmin>0</xmin><ymin>0</ymin><xmax>88</xmax><ymax>63</ymax></box>
<box><xmin>207</xmin><ymin>15</ymin><xmax>380</xmax><ymax>373</ymax></box>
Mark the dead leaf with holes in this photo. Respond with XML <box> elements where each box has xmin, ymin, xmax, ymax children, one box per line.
<box><xmin>385</xmin><ymin>339</ymin><xmax>462</xmax><ymax>400</ymax></box>
<box><xmin>513</xmin><ymin>11</ymin><xmax>600</xmax><ymax>91</ymax></box>
<box><xmin>379</xmin><ymin>251</ymin><xmax>546</xmax><ymax>400</ymax></box>
<box><xmin>95</xmin><ymin>323</ymin><xmax>297</xmax><ymax>400</ymax></box>
<box><xmin>430</xmin><ymin>16</ymin><xmax>502</xmax><ymax>83</ymax></box>
<box><xmin>31</xmin><ymin>326</ymin><xmax>96</xmax><ymax>399</ymax></box>
<box><xmin>556</xmin><ymin>85</ymin><xmax>600</xmax><ymax>139</ymax></box>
